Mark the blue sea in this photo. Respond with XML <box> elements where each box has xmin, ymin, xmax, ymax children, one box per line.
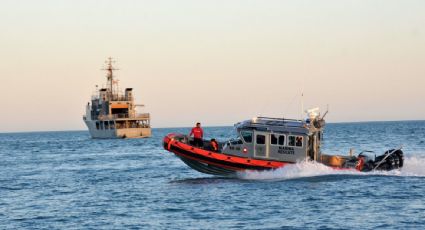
<box><xmin>1</xmin><ymin>121</ymin><xmax>425</xmax><ymax>229</ymax></box>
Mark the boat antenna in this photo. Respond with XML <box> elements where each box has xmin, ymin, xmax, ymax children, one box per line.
<box><xmin>102</xmin><ymin>57</ymin><xmax>119</xmax><ymax>97</ymax></box>
<box><xmin>301</xmin><ymin>91</ymin><xmax>304</xmax><ymax>121</ymax></box>
<box><xmin>300</xmin><ymin>75</ymin><xmax>305</xmax><ymax>122</ymax></box>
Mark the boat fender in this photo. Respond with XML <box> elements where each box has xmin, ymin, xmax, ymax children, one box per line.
<box><xmin>356</xmin><ymin>157</ymin><xmax>365</xmax><ymax>171</ymax></box>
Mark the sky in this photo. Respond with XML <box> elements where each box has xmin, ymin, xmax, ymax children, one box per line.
<box><xmin>0</xmin><ymin>0</ymin><xmax>424</xmax><ymax>132</ymax></box>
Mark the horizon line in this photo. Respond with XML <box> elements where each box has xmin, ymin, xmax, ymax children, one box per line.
<box><xmin>1</xmin><ymin>119</ymin><xmax>424</xmax><ymax>134</ymax></box>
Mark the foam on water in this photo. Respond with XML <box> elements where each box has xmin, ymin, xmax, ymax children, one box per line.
<box><xmin>398</xmin><ymin>156</ymin><xmax>425</xmax><ymax>176</ymax></box>
<box><xmin>238</xmin><ymin>156</ymin><xmax>425</xmax><ymax>180</ymax></box>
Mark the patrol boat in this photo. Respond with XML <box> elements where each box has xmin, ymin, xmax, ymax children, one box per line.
<box><xmin>83</xmin><ymin>58</ymin><xmax>151</xmax><ymax>139</ymax></box>
<box><xmin>163</xmin><ymin>109</ymin><xmax>404</xmax><ymax>176</ymax></box>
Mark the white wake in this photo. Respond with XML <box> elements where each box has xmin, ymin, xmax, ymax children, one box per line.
<box><xmin>237</xmin><ymin>156</ymin><xmax>425</xmax><ymax>180</ymax></box>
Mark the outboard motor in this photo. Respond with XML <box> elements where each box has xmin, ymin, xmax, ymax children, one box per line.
<box><xmin>344</xmin><ymin>149</ymin><xmax>404</xmax><ymax>172</ymax></box>
<box><xmin>373</xmin><ymin>149</ymin><xmax>404</xmax><ymax>171</ymax></box>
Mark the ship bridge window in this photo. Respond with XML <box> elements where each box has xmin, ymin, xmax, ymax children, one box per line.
<box><xmin>288</xmin><ymin>135</ymin><xmax>303</xmax><ymax>148</ymax></box>
<box><xmin>241</xmin><ymin>131</ymin><xmax>253</xmax><ymax>143</ymax></box>
<box><xmin>111</xmin><ymin>108</ymin><xmax>129</xmax><ymax>116</ymax></box>
<box><xmin>271</xmin><ymin>134</ymin><xmax>286</xmax><ymax>146</ymax></box>
<box><xmin>256</xmin><ymin>134</ymin><xmax>265</xmax><ymax>145</ymax></box>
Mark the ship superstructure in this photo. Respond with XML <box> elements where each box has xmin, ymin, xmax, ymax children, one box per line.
<box><xmin>83</xmin><ymin>58</ymin><xmax>151</xmax><ymax>138</ymax></box>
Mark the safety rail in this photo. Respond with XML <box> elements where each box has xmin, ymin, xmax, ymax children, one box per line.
<box><xmin>256</xmin><ymin>117</ymin><xmax>303</xmax><ymax>122</ymax></box>
<box><xmin>91</xmin><ymin>94</ymin><xmax>133</xmax><ymax>101</ymax></box>
<box><xmin>251</xmin><ymin>117</ymin><xmax>305</xmax><ymax>127</ymax></box>
<box><xmin>98</xmin><ymin>113</ymin><xmax>150</xmax><ymax>120</ymax></box>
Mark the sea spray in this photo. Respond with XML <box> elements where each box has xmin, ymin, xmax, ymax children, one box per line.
<box><xmin>397</xmin><ymin>156</ymin><xmax>425</xmax><ymax>176</ymax></box>
<box><xmin>238</xmin><ymin>156</ymin><xmax>425</xmax><ymax>180</ymax></box>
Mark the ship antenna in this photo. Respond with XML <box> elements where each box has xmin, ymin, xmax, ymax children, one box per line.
<box><xmin>102</xmin><ymin>57</ymin><xmax>119</xmax><ymax>97</ymax></box>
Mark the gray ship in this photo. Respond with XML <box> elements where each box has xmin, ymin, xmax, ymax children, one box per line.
<box><xmin>83</xmin><ymin>58</ymin><xmax>151</xmax><ymax>138</ymax></box>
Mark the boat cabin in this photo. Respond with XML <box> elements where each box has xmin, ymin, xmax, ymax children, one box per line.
<box><xmin>221</xmin><ymin>117</ymin><xmax>324</xmax><ymax>163</ymax></box>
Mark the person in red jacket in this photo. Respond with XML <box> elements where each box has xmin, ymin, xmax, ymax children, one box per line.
<box><xmin>190</xmin><ymin>122</ymin><xmax>204</xmax><ymax>147</ymax></box>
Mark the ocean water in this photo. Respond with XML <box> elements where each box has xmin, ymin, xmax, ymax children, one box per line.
<box><xmin>1</xmin><ymin>121</ymin><xmax>425</xmax><ymax>229</ymax></box>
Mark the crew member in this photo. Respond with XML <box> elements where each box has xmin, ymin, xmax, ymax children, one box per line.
<box><xmin>190</xmin><ymin>122</ymin><xmax>204</xmax><ymax>147</ymax></box>
<box><xmin>210</xmin><ymin>138</ymin><xmax>218</xmax><ymax>151</ymax></box>
<box><xmin>356</xmin><ymin>156</ymin><xmax>365</xmax><ymax>171</ymax></box>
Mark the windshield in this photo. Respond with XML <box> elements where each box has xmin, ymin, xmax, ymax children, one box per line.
<box><xmin>240</xmin><ymin>130</ymin><xmax>253</xmax><ymax>143</ymax></box>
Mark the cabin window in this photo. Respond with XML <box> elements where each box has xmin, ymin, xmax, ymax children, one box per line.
<box><xmin>241</xmin><ymin>131</ymin><xmax>253</xmax><ymax>143</ymax></box>
<box><xmin>296</xmin><ymin>136</ymin><xmax>303</xmax><ymax>147</ymax></box>
<box><xmin>288</xmin><ymin>136</ymin><xmax>295</xmax><ymax>146</ymax></box>
<box><xmin>256</xmin><ymin>134</ymin><xmax>265</xmax><ymax>145</ymax></box>
<box><xmin>230</xmin><ymin>139</ymin><xmax>243</xmax><ymax>145</ymax></box>
<box><xmin>271</xmin><ymin>134</ymin><xmax>278</xmax><ymax>145</ymax></box>
<box><xmin>271</xmin><ymin>134</ymin><xmax>285</xmax><ymax>146</ymax></box>
<box><xmin>288</xmin><ymin>135</ymin><xmax>303</xmax><ymax>147</ymax></box>
<box><xmin>278</xmin><ymin>135</ymin><xmax>285</xmax><ymax>146</ymax></box>
<box><xmin>96</xmin><ymin>122</ymin><xmax>100</xmax><ymax>130</ymax></box>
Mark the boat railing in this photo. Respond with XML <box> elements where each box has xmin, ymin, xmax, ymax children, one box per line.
<box><xmin>110</xmin><ymin>94</ymin><xmax>133</xmax><ymax>101</ymax></box>
<box><xmin>256</xmin><ymin>117</ymin><xmax>303</xmax><ymax>122</ymax></box>
<box><xmin>98</xmin><ymin>113</ymin><xmax>150</xmax><ymax>120</ymax></box>
<box><xmin>91</xmin><ymin>94</ymin><xmax>133</xmax><ymax>101</ymax></box>
<box><xmin>251</xmin><ymin>117</ymin><xmax>305</xmax><ymax>127</ymax></box>
<box><xmin>135</xmin><ymin>113</ymin><xmax>150</xmax><ymax>119</ymax></box>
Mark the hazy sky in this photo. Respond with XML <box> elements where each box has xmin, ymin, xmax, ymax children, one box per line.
<box><xmin>1</xmin><ymin>0</ymin><xmax>424</xmax><ymax>132</ymax></box>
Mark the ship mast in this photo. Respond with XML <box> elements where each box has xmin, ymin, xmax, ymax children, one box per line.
<box><xmin>102</xmin><ymin>57</ymin><xmax>119</xmax><ymax>98</ymax></box>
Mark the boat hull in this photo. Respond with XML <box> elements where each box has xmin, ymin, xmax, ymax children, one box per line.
<box><xmin>163</xmin><ymin>133</ymin><xmax>404</xmax><ymax>176</ymax></box>
<box><xmin>84</xmin><ymin>120</ymin><xmax>151</xmax><ymax>139</ymax></box>
<box><xmin>163</xmin><ymin>133</ymin><xmax>289</xmax><ymax>176</ymax></box>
